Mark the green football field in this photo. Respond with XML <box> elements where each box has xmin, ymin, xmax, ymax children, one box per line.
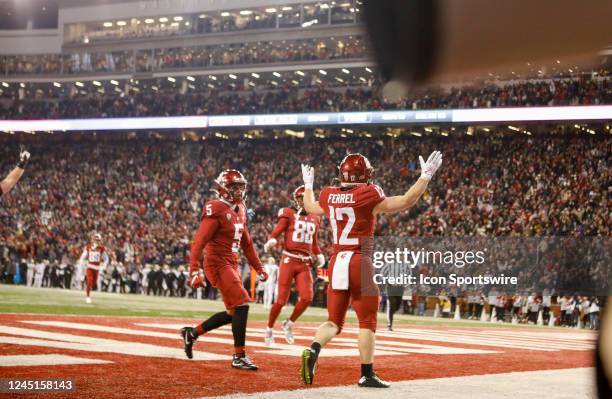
<box><xmin>0</xmin><ymin>284</ymin><xmax>552</xmax><ymax>329</ymax></box>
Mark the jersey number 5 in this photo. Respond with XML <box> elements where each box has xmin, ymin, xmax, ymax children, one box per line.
<box><xmin>328</xmin><ymin>206</ymin><xmax>358</xmax><ymax>246</ymax></box>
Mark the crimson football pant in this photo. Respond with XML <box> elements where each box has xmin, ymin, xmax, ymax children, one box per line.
<box><xmin>267</xmin><ymin>256</ymin><xmax>313</xmax><ymax>328</ymax></box>
<box><xmin>85</xmin><ymin>268</ymin><xmax>99</xmax><ymax>297</ymax></box>
<box><xmin>326</xmin><ymin>252</ymin><xmax>379</xmax><ymax>333</ymax></box>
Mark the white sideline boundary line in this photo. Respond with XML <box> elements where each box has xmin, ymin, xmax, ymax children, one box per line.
<box><xmin>209</xmin><ymin>368</ymin><xmax>596</xmax><ymax>399</ymax></box>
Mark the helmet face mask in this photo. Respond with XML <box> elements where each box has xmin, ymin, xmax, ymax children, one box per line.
<box><xmin>227</xmin><ymin>182</ymin><xmax>247</xmax><ymax>203</ymax></box>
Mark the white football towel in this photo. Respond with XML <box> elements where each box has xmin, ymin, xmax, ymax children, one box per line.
<box><xmin>331</xmin><ymin>251</ymin><xmax>353</xmax><ymax>290</ymax></box>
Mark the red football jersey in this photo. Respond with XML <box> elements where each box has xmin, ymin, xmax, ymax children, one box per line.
<box><xmin>201</xmin><ymin>199</ymin><xmax>247</xmax><ymax>266</ymax></box>
<box><xmin>271</xmin><ymin>207</ymin><xmax>321</xmax><ymax>257</ymax></box>
<box><xmin>319</xmin><ymin>184</ymin><xmax>385</xmax><ymax>254</ymax></box>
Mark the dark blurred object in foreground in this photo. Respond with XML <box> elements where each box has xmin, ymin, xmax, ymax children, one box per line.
<box><xmin>363</xmin><ymin>0</ymin><xmax>611</xmax><ymax>98</ymax></box>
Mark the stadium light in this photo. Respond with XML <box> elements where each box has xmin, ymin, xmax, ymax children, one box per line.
<box><xmin>318</xmin><ymin>70</ymin><xmax>327</xmax><ymax>75</ymax></box>
<box><xmin>116</xmin><ymin>21</ymin><xmax>127</xmax><ymax>26</ymax></box>
<box><xmin>167</xmin><ymin>77</ymin><xmax>176</xmax><ymax>82</ymax></box>
<box><xmin>342</xmin><ymin>68</ymin><xmax>350</xmax><ymax>74</ymax></box>
<box><xmin>110</xmin><ymin>80</ymin><xmax>119</xmax><ymax>86</ymax></box>
<box><xmin>173</xmin><ymin>16</ymin><xmax>183</xmax><ymax>21</ymax></box>
<box><xmin>103</xmin><ymin>22</ymin><xmax>113</xmax><ymax>27</ymax></box>
<box><xmin>186</xmin><ymin>76</ymin><xmax>195</xmax><ymax>82</ymax></box>
<box><xmin>296</xmin><ymin>70</ymin><xmax>305</xmax><ymax>76</ymax></box>
<box><xmin>282</xmin><ymin>6</ymin><xmax>293</xmax><ymax>11</ymax></box>
<box><xmin>365</xmin><ymin>67</ymin><xmax>373</xmax><ymax>73</ymax></box>
<box><xmin>221</xmin><ymin>12</ymin><xmax>230</xmax><ymax>17</ymax></box>
<box><xmin>159</xmin><ymin>17</ymin><xmax>168</xmax><ymax>22</ymax></box>
<box><xmin>209</xmin><ymin>75</ymin><xmax>217</xmax><ymax>80</ymax></box>
<box><xmin>265</xmin><ymin>8</ymin><xmax>277</xmax><ymax>13</ymax></box>
<box><xmin>273</xmin><ymin>72</ymin><xmax>281</xmax><ymax>77</ymax></box>
<box><xmin>240</xmin><ymin>10</ymin><xmax>253</xmax><ymax>16</ymax></box>
<box><xmin>251</xmin><ymin>73</ymin><xmax>260</xmax><ymax>78</ymax></box>
<box><xmin>53</xmin><ymin>82</ymin><xmax>61</xmax><ymax>88</ymax></box>
<box><xmin>75</xmin><ymin>81</ymin><xmax>84</xmax><ymax>87</ymax></box>
<box><xmin>199</xmin><ymin>14</ymin><xmax>206</xmax><ymax>18</ymax></box>
<box><xmin>229</xmin><ymin>74</ymin><xmax>237</xmax><ymax>79</ymax></box>
<box><xmin>144</xmin><ymin>18</ymin><xmax>154</xmax><ymax>24</ymax></box>
<box><xmin>92</xmin><ymin>81</ymin><xmax>102</xmax><ymax>86</ymax></box>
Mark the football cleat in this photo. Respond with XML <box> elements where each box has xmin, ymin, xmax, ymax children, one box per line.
<box><xmin>85</xmin><ymin>297</ymin><xmax>92</xmax><ymax>304</ymax></box>
<box><xmin>358</xmin><ymin>373</ymin><xmax>391</xmax><ymax>388</ymax></box>
<box><xmin>180</xmin><ymin>327</ymin><xmax>197</xmax><ymax>359</ymax></box>
<box><xmin>282</xmin><ymin>320</ymin><xmax>294</xmax><ymax>344</ymax></box>
<box><xmin>232</xmin><ymin>354</ymin><xmax>258</xmax><ymax>370</ymax></box>
<box><xmin>265</xmin><ymin>327</ymin><xmax>274</xmax><ymax>347</ymax></box>
<box><xmin>387</xmin><ymin>325</ymin><xmax>393</xmax><ymax>331</ymax></box>
<box><xmin>300</xmin><ymin>348</ymin><xmax>318</xmax><ymax>385</ymax></box>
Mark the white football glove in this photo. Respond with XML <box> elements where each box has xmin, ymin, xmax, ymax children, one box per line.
<box><xmin>17</xmin><ymin>148</ymin><xmax>30</xmax><ymax>169</ymax></box>
<box><xmin>419</xmin><ymin>151</ymin><xmax>443</xmax><ymax>181</ymax></box>
<box><xmin>316</xmin><ymin>254</ymin><xmax>325</xmax><ymax>268</ymax></box>
<box><xmin>263</xmin><ymin>238</ymin><xmax>277</xmax><ymax>253</ymax></box>
<box><xmin>301</xmin><ymin>164</ymin><xmax>314</xmax><ymax>190</ymax></box>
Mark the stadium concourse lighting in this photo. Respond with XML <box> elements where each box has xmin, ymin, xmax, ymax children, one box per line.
<box><xmin>173</xmin><ymin>16</ymin><xmax>183</xmax><ymax>21</ymax></box>
<box><xmin>251</xmin><ymin>73</ymin><xmax>260</xmax><ymax>78</ymax></box>
<box><xmin>342</xmin><ymin>68</ymin><xmax>350</xmax><ymax>74</ymax></box>
<box><xmin>144</xmin><ymin>18</ymin><xmax>154</xmax><ymax>23</ymax></box>
<box><xmin>273</xmin><ymin>72</ymin><xmax>281</xmax><ymax>77</ymax></box>
<box><xmin>265</xmin><ymin>8</ymin><xmax>277</xmax><ymax>13</ymax></box>
<box><xmin>103</xmin><ymin>22</ymin><xmax>112</xmax><ymax>27</ymax></box>
<box><xmin>167</xmin><ymin>77</ymin><xmax>176</xmax><ymax>82</ymax></box>
<box><xmin>53</xmin><ymin>82</ymin><xmax>61</xmax><ymax>88</ymax></box>
<box><xmin>229</xmin><ymin>74</ymin><xmax>237</xmax><ymax>79</ymax></box>
<box><xmin>75</xmin><ymin>82</ymin><xmax>84</xmax><ymax>87</ymax></box>
<box><xmin>198</xmin><ymin>14</ymin><xmax>206</xmax><ymax>18</ymax></box>
<box><xmin>365</xmin><ymin>67</ymin><xmax>373</xmax><ymax>73</ymax></box>
<box><xmin>110</xmin><ymin>80</ymin><xmax>119</xmax><ymax>85</ymax></box>
<box><xmin>92</xmin><ymin>81</ymin><xmax>102</xmax><ymax>86</ymax></box>
<box><xmin>159</xmin><ymin>17</ymin><xmax>168</xmax><ymax>22</ymax></box>
<box><xmin>221</xmin><ymin>12</ymin><xmax>230</xmax><ymax>17</ymax></box>
<box><xmin>186</xmin><ymin>76</ymin><xmax>195</xmax><ymax>82</ymax></box>
<box><xmin>240</xmin><ymin>10</ymin><xmax>253</xmax><ymax>15</ymax></box>
<box><xmin>296</xmin><ymin>70</ymin><xmax>305</xmax><ymax>76</ymax></box>
<box><xmin>282</xmin><ymin>6</ymin><xmax>293</xmax><ymax>11</ymax></box>
<box><xmin>116</xmin><ymin>21</ymin><xmax>127</xmax><ymax>26</ymax></box>
<box><xmin>319</xmin><ymin>69</ymin><xmax>327</xmax><ymax>75</ymax></box>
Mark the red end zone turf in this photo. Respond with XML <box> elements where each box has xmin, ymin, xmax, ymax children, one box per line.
<box><xmin>0</xmin><ymin>314</ymin><xmax>595</xmax><ymax>399</ymax></box>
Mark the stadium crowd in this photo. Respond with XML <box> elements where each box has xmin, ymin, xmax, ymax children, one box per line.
<box><xmin>0</xmin><ymin>128</ymin><xmax>609</xmax><ymax>327</ymax></box>
<box><xmin>1</xmin><ymin>36</ymin><xmax>366</xmax><ymax>75</ymax></box>
<box><xmin>1</xmin><ymin>74</ymin><xmax>609</xmax><ymax>119</ymax></box>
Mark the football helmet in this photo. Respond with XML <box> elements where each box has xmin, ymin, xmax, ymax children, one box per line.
<box><xmin>338</xmin><ymin>153</ymin><xmax>374</xmax><ymax>186</ymax></box>
<box><xmin>293</xmin><ymin>185</ymin><xmax>305</xmax><ymax>209</ymax></box>
<box><xmin>214</xmin><ymin>169</ymin><xmax>247</xmax><ymax>204</ymax></box>
<box><xmin>92</xmin><ymin>233</ymin><xmax>102</xmax><ymax>244</ymax></box>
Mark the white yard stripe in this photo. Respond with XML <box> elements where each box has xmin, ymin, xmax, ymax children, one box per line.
<box><xmin>394</xmin><ymin>328</ymin><xmax>595</xmax><ymax>350</ymax></box>
<box><xmin>438</xmin><ymin>329</ymin><xmax>594</xmax><ymax>349</ymax></box>
<box><xmin>210</xmin><ymin>368</ymin><xmax>595</xmax><ymax>399</ymax></box>
<box><xmin>136</xmin><ymin>323</ymin><xmax>498</xmax><ymax>355</ymax></box>
<box><xmin>0</xmin><ymin>324</ymin><xmax>226</xmax><ymax>361</ymax></box>
<box><xmin>446</xmin><ymin>328</ymin><xmax>597</xmax><ymax>342</ymax></box>
<box><xmin>311</xmin><ymin>327</ymin><xmax>558</xmax><ymax>351</ymax></box>
<box><xmin>0</xmin><ymin>354</ymin><xmax>112</xmax><ymax>367</ymax></box>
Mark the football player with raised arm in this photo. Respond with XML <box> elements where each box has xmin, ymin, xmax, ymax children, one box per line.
<box><xmin>299</xmin><ymin>151</ymin><xmax>442</xmax><ymax>388</ymax></box>
<box><xmin>263</xmin><ymin>185</ymin><xmax>324</xmax><ymax>346</ymax></box>
<box><xmin>180</xmin><ymin>170</ymin><xmax>268</xmax><ymax>371</ymax></box>
<box><xmin>0</xmin><ymin>147</ymin><xmax>30</xmax><ymax>197</ymax></box>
